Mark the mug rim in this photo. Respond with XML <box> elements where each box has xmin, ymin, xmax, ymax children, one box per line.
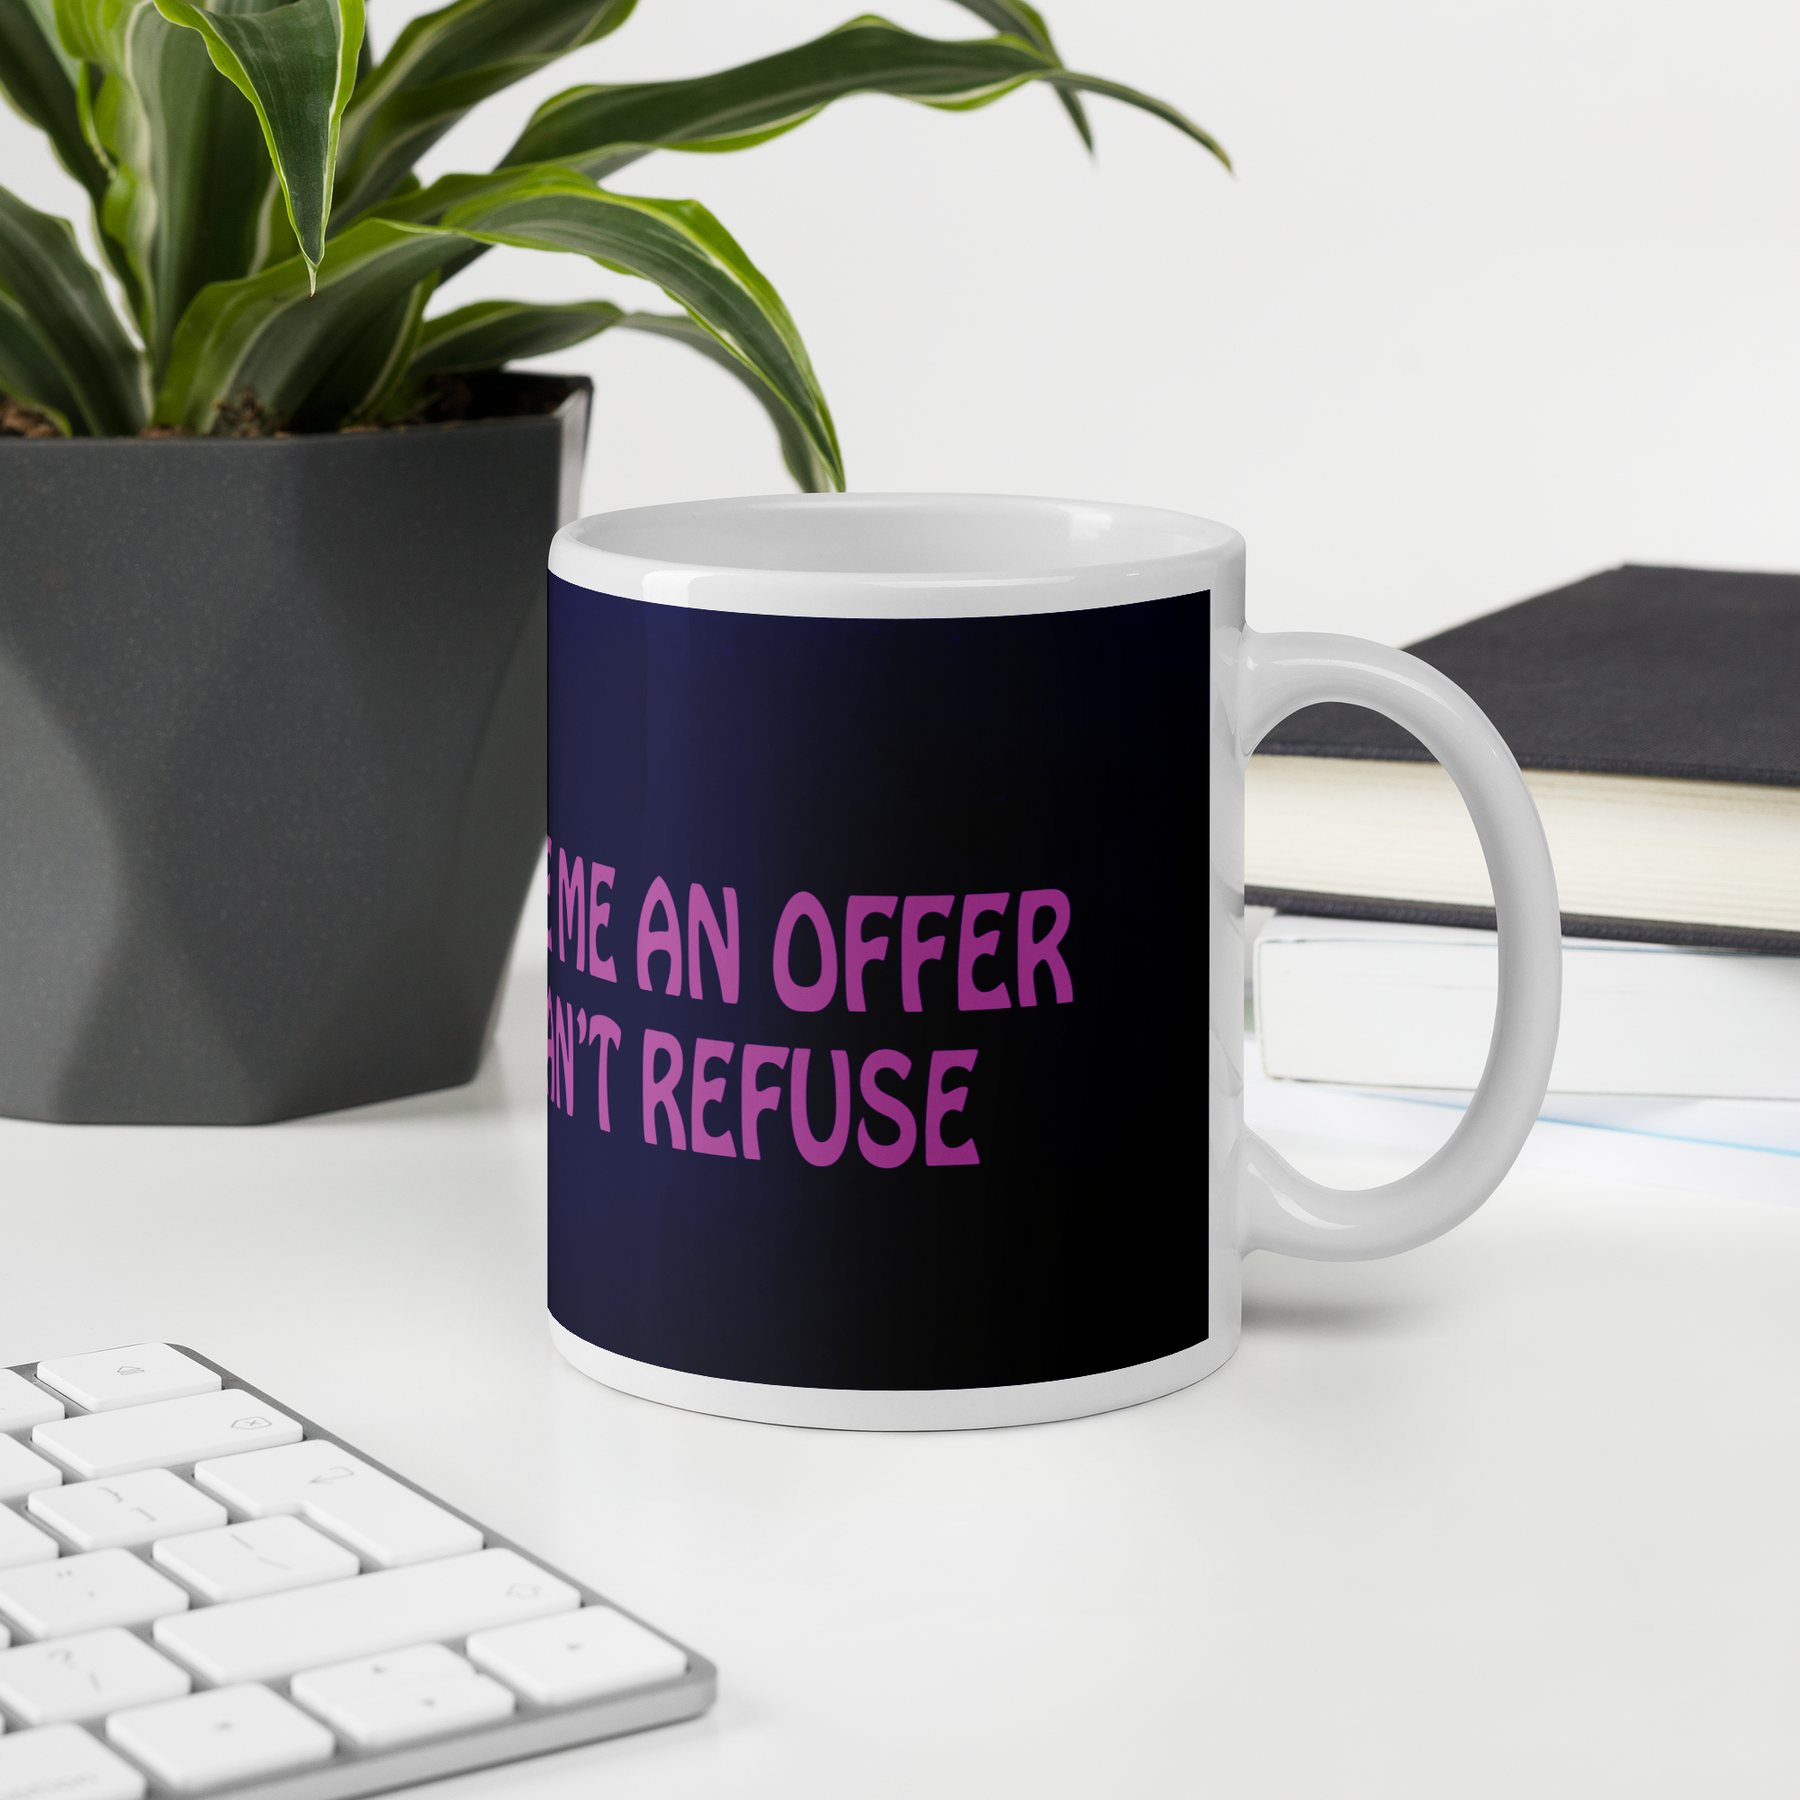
<box><xmin>548</xmin><ymin>492</ymin><xmax>1242</xmax><ymax>619</ymax></box>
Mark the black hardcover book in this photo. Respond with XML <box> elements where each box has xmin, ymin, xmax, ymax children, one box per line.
<box><xmin>1245</xmin><ymin>565</ymin><xmax>1800</xmax><ymax>954</ymax></box>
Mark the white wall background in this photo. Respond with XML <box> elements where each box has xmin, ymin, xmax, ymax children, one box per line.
<box><xmin>6</xmin><ymin>0</ymin><xmax>1798</xmax><ymax>645</ymax></box>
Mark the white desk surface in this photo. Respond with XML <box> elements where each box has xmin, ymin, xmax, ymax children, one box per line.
<box><xmin>5</xmin><ymin>929</ymin><xmax>1800</xmax><ymax>1799</ymax></box>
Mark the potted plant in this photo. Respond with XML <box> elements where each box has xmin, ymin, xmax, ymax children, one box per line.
<box><xmin>0</xmin><ymin>0</ymin><xmax>1223</xmax><ymax>1124</ymax></box>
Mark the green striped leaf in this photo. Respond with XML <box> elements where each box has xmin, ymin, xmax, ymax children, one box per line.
<box><xmin>0</xmin><ymin>0</ymin><xmax>109</xmax><ymax>199</ymax></box>
<box><xmin>153</xmin><ymin>215</ymin><xmax>460</xmax><ymax>430</ymax></box>
<box><xmin>0</xmin><ymin>289</ymin><xmax>78</xmax><ymax>434</ymax></box>
<box><xmin>408</xmin><ymin>297</ymin><xmax>623</xmax><ymax>373</ymax></box>
<box><xmin>611</xmin><ymin>310</ymin><xmax>837</xmax><ymax>493</ymax></box>
<box><xmin>294</xmin><ymin>271</ymin><xmax>434</xmax><ymax>428</ymax></box>
<box><xmin>332</xmin><ymin>0</ymin><xmax>635</xmax><ymax>222</ymax></box>
<box><xmin>0</xmin><ymin>183</ymin><xmax>146</xmax><ymax>433</ymax></box>
<box><xmin>153</xmin><ymin>0</ymin><xmax>364</xmax><ymax>281</ymax></box>
<box><xmin>1</xmin><ymin>0</ymin><xmax>156</xmax><ymax>322</ymax></box>
<box><xmin>53</xmin><ymin>0</ymin><xmax>293</xmax><ymax>375</ymax></box>
<box><xmin>1035</xmin><ymin>69</ymin><xmax>1228</xmax><ymax>167</ymax></box>
<box><xmin>501</xmin><ymin>15</ymin><xmax>1226</xmax><ymax>178</ymax></box>
<box><xmin>435</xmin><ymin>168</ymin><xmax>840</xmax><ymax>485</ymax></box>
<box><xmin>156</xmin><ymin>166</ymin><xmax>840</xmax><ymax>488</ymax></box>
<box><xmin>948</xmin><ymin>0</ymin><xmax>1090</xmax><ymax>148</ymax></box>
<box><xmin>400</xmin><ymin>299</ymin><xmax>833</xmax><ymax>487</ymax></box>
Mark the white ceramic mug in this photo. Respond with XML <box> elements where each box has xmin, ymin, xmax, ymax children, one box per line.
<box><xmin>545</xmin><ymin>496</ymin><xmax>1562</xmax><ymax>1429</ymax></box>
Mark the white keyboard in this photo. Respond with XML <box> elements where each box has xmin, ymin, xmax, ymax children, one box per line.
<box><xmin>0</xmin><ymin>1346</ymin><xmax>712</xmax><ymax>1797</ymax></box>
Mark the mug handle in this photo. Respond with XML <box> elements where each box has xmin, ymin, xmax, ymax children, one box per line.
<box><xmin>1233</xmin><ymin>627</ymin><xmax>1562</xmax><ymax>1259</ymax></box>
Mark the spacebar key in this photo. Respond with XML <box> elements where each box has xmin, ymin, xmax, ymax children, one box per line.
<box><xmin>152</xmin><ymin>1549</ymin><xmax>579</xmax><ymax>1684</ymax></box>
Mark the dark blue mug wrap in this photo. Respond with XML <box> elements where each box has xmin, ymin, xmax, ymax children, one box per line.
<box><xmin>546</xmin><ymin>574</ymin><xmax>1207</xmax><ymax>1392</ymax></box>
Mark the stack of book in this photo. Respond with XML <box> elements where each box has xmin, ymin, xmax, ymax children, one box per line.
<box><xmin>1246</xmin><ymin>563</ymin><xmax>1800</xmax><ymax>1106</ymax></box>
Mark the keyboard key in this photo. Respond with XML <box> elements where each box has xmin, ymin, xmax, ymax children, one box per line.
<box><xmin>0</xmin><ymin>1508</ymin><xmax>58</xmax><ymax>1571</ymax></box>
<box><xmin>0</xmin><ymin>1626</ymin><xmax>191</xmax><ymax>1724</ymax></box>
<box><xmin>295</xmin><ymin>1656</ymin><xmax>515</xmax><ymax>1750</ymax></box>
<box><xmin>0</xmin><ymin>1549</ymin><xmax>190</xmax><ymax>1641</ymax></box>
<box><xmin>468</xmin><ymin>1606</ymin><xmax>688</xmax><ymax>1706</ymax></box>
<box><xmin>152</xmin><ymin>1517</ymin><xmax>358</xmax><ymax>1603</ymax></box>
<box><xmin>289</xmin><ymin>1642</ymin><xmax>474</xmax><ymax>1710</ymax></box>
<box><xmin>29</xmin><ymin>1471</ymin><xmax>226</xmax><ymax>1552</ymax></box>
<box><xmin>107</xmin><ymin>1683</ymin><xmax>334</xmax><ymax>1793</ymax></box>
<box><xmin>154</xmin><ymin>1547</ymin><xmax>578</xmax><ymax>1685</ymax></box>
<box><xmin>35</xmin><ymin>1345</ymin><xmax>219</xmax><ymax>1414</ymax></box>
<box><xmin>0</xmin><ymin>1722</ymin><xmax>145</xmax><ymax>1799</ymax></box>
<box><xmin>33</xmin><ymin>1391</ymin><xmax>301</xmax><ymax>1481</ymax></box>
<box><xmin>337</xmin><ymin>1673</ymin><xmax>516</xmax><ymax>1750</ymax></box>
<box><xmin>0</xmin><ymin>1372</ymin><xmax>63</xmax><ymax>1434</ymax></box>
<box><xmin>194</xmin><ymin>1440</ymin><xmax>481</xmax><ymax>1568</ymax></box>
<box><xmin>0</xmin><ymin>1439</ymin><xmax>61</xmax><ymax>1504</ymax></box>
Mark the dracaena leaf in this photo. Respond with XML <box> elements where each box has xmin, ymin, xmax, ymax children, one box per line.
<box><xmin>434</xmin><ymin>168</ymin><xmax>841</xmax><ymax>486</ymax></box>
<box><xmin>369</xmin><ymin>168</ymin><xmax>841</xmax><ymax>478</ymax></box>
<box><xmin>0</xmin><ymin>0</ymin><xmax>109</xmax><ymax>199</ymax></box>
<box><xmin>501</xmin><ymin>14</ymin><xmax>1225</xmax><ymax>178</ymax></box>
<box><xmin>947</xmin><ymin>0</ymin><xmax>1090</xmax><ymax>148</ymax></box>
<box><xmin>0</xmin><ymin>289</ymin><xmax>79</xmax><ymax>433</ymax></box>
<box><xmin>332</xmin><ymin>0</ymin><xmax>635</xmax><ymax>222</ymax></box>
<box><xmin>153</xmin><ymin>215</ymin><xmax>458</xmax><ymax>430</ymax></box>
<box><xmin>52</xmin><ymin>0</ymin><xmax>292</xmax><ymax>375</ymax></box>
<box><xmin>0</xmin><ymin>0</ymin><xmax>153</xmax><ymax>322</ymax></box>
<box><xmin>610</xmin><ymin>310</ymin><xmax>837</xmax><ymax>493</ymax></box>
<box><xmin>152</xmin><ymin>0</ymin><xmax>364</xmax><ymax>280</ymax></box>
<box><xmin>153</xmin><ymin>166</ymin><xmax>523</xmax><ymax>432</ymax></box>
<box><xmin>1036</xmin><ymin>69</ymin><xmax>1228</xmax><ymax>167</ymax></box>
<box><xmin>0</xmin><ymin>184</ymin><xmax>146</xmax><ymax>433</ymax></box>
<box><xmin>156</xmin><ymin>166</ymin><xmax>842</xmax><ymax>489</ymax></box>
<box><xmin>408</xmin><ymin>297</ymin><xmax>623</xmax><ymax>373</ymax></box>
<box><xmin>401</xmin><ymin>298</ymin><xmax>832</xmax><ymax>487</ymax></box>
<box><xmin>294</xmin><ymin>270</ymin><xmax>434</xmax><ymax>429</ymax></box>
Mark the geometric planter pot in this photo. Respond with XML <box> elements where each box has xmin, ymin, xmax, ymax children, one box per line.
<box><xmin>0</xmin><ymin>374</ymin><xmax>587</xmax><ymax>1123</ymax></box>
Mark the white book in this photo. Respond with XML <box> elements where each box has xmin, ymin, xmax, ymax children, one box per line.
<box><xmin>1245</xmin><ymin>754</ymin><xmax>1800</xmax><ymax>942</ymax></box>
<box><xmin>1242</xmin><ymin>1032</ymin><xmax>1800</xmax><ymax>1209</ymax></box>
<box><xmin>1253</xmin><ymin>913</ymin><xmax>1800</xmax><ymax>1100</ymax></box>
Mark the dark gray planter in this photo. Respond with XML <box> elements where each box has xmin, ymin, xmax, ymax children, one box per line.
<box><xmin>0</xmin><ymin>375</ymin><xmax>587</xmax><ymax>1124</ymax></box>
